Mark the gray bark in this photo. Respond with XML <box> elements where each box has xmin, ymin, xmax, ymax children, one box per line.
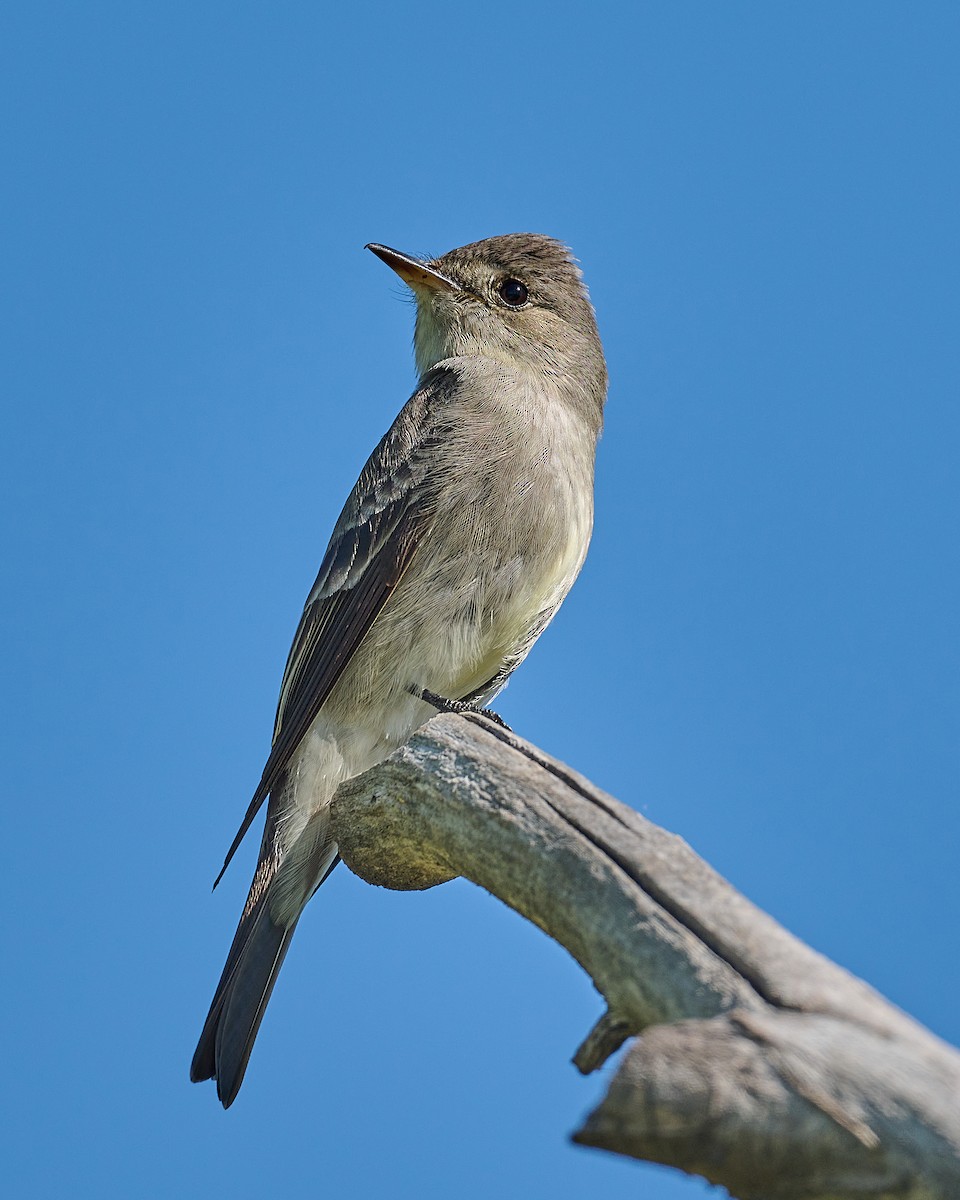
<box><xmin>329</xmin><ymin>713</ymin><xmax>960</xmax><ymax>1199</ymax></box>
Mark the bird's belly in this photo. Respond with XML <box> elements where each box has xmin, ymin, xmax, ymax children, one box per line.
<box><xmin>273</xmin><ymin>500</ymin><xmax>589</xmax><ymax>851</ymax></box>
<box><xmin>326</xmin><ymin>399</ymin><xmax>594</xmax><ymax>743</ymax></box>
<box><xmin>388</xmin><ymin>481</ymin><xmax>590</xmax><ymax>707</ymax></box>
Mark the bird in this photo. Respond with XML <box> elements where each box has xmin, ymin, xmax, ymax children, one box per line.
<box><xmin>191</xmin><ymin>233</ymin><xmax>608</xmax><ymax>1107</ymax></box>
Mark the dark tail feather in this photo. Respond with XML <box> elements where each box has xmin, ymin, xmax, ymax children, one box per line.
<box><xmin>191</xmin><ymin>813</ymin><xmax>341</xmax><ymax>1107</ymax></box>
<box><xmin>190</xmin><ymin>896</ymin><xmax>298</xmax><ymax>1107</ymax></box>
<box><xmin>192</xmin><ymin>788</ymin><xmax>343</xmax><ymax>1106</ymax></box>
<box><xmin>215</xmin><ymin>911</ymin><xmax>295</xmax><ymax>1108</ymax></box>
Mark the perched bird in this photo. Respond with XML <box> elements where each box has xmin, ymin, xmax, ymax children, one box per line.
<box><xmin>191</xmin><ymin>233</ymin><xmax>608</xmax><ymax>1107</ymax></box>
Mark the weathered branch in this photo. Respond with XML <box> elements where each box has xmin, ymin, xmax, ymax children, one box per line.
<box><xmin>330</xmin><ymin>714</ymin><xmax>960</xmax><ymax>1199</ymax></box>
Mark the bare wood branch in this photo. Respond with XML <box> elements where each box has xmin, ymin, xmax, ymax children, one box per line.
<box><xmin>330</xmin><ymin>713</ymin><xmax>960</xmax><ymax>1199</ymax></box>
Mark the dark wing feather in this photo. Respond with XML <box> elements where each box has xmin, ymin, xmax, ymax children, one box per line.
<box><xmin>212</xmin><ymin>366</ymin><xmax>457</xmax><ymax>886</ymax></box>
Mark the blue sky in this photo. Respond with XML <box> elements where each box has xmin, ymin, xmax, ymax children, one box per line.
<box><xmin>3</xmin><ymin>4</ymin><xmax>958</xmax><ymax>1198</ymax></box>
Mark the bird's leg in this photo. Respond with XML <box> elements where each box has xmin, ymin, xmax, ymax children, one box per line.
<box><xmin>412</xmin><ymin>686</ymin><xmax>512</xmax><ymax>731</ymax></box>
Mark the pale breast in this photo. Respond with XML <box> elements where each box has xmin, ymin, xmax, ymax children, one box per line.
<box><xmin>410</xmin><ymin>367</ymin><xmax>595</xmax><ymax>693</ymax></box>
<box><xmin>331</xmin><ymin>359</ymin><xmax>598</xmax><ymax>720</ymax></box>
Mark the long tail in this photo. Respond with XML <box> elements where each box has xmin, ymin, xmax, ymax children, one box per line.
<box><xmin>191</xmin><ymin>810</ymin><xmax>338</xmax><ymax>1108</ymax></box>
<box><xmin>190</xmin><ymin>895</ymin><xmax>295</xmax><ymax>1107</ymax></box>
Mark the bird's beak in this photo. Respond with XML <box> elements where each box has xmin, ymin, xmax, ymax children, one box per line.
<box><xmin>366</xmin><ymin>243</ymin><xmax>459</xmax><ymax>295</ymax></box>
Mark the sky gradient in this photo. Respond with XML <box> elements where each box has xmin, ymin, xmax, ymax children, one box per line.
<box><xmin>3</xmin><ymin>4</ymin><xmax>958</xmax><ymax>1198</ymax></box>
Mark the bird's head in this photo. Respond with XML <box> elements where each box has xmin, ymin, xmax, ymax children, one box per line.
<box><xmin>367</xmin><ymin>233</ymin><xmax>607</xmax><ymax>420</ymax></box>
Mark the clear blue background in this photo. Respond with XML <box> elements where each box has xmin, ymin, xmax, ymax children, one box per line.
<box><xmin>3</xmin><ymin>4</ymin><xmax>957</xmax><ymax>1197</ymax></box>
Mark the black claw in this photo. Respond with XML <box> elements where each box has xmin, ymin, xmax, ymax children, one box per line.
<box><xmin>413</xmin><ymin>686</ymin><xmax>512</xmax><ymax>732</ymax></box>
<box><xmin>417</xmin><ymin>687</ymin><xmax>470</xmax><ymax>715</ymax></box>
<box><xmin>477</xmin><ymin>707</ymin><xmax>511</xmax><ymax>731</ymax></box>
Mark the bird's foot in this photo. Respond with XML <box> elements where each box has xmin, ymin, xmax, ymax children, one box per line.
<box><xmin>414</xmin><ymin>686</ymin><xmax>512</xmax><ymax>731</ymax></box>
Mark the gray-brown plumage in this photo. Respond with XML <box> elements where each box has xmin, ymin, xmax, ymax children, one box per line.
<box><xmin>191</xmin><ymin>234</ymin><xmax>607</xmax><ymax>1107</ymax></box>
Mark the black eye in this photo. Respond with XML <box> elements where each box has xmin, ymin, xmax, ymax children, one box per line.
<box><xmin>498</xmin><ymin>278</ymin><xmax>528</xmax><ymax>307</ymax></box>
